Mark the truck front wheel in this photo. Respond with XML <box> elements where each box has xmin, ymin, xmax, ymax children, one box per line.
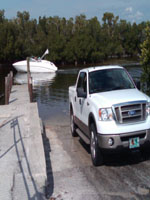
<box><xmin>90</xmin><ymin>123</ymin><xmax>103</xmax><ymax>166</ymax></box>
<box><xmin>70</xmin><ymin>111</ymin><xmax>77</xmax><ymax>137</ymax></box>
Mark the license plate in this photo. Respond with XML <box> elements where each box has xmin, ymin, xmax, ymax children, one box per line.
<box><xmin>129</xmin><ymin>137</ymin><xmax>140</xmax><ymax>149</ymax></box>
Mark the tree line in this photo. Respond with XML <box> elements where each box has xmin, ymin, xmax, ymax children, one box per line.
<box><xmin>0</xmin><ymin>10</ymin><xmax>148</xmax><ymax>65</ymax></box>
<box><xmin>140</xmin><ymin>22</ymin><xmax>150</xmax><ymax>94</ymax></box>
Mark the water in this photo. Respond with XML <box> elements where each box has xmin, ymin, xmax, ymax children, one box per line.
<box><xmin>32</xmin><ymin>69</ymin><xmax>78</xmax><ymax>125</ymax></box>
<box><xmin>0</xmin><ymin>64</ymin><xmax>144</xmax><ymax>125</ymax></box>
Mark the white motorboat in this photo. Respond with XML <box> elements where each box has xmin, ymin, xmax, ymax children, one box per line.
<box><xmin>12</xmin><ymin>49</ymin><xmax>58</xmax><ymax>73</ymax></box>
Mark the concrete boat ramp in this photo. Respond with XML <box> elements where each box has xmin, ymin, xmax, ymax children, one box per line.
<box><xmin>0</xmin><ymin>84</ymin><xmax>46</xmax><ymax>200</ymax></box>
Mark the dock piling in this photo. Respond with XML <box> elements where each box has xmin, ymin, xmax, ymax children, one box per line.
<box><xmin>5</xmin><ymin>71</ymin><xmax>13</xmax><ymax>105</ymax></box>
<box><xmin>28</xmin><ymin>74</ymin><xmax>33</xmax><ymax>103</ymax></box>
<box><xmin>5</xmin><ymin>76</ymin><xmax>8</xmax><ymax>105</ymax></box>
<box><xmin>27</xmin><ymin>57</ymin><xmax>33</xmax><ymax>102</ymax></box>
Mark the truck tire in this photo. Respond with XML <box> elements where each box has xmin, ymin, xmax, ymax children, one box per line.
<box><xmin>90</xmin><ymin>123</ymin><xmax>103</xmax><ymax>166</ymax></box>
<box><xmin>70</xmin><ymin>111</ymin><xmax>77</xmax><ymax>137</ymax></box>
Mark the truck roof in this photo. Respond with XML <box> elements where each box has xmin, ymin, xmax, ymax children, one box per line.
<box><xmin>80</xmin><ymin>65</ymin><xmax>123</xmax><ymax>73</ymax></box>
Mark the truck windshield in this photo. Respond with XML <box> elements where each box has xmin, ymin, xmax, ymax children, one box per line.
<box><xmin>89</xmin><ymin>68</ymin><xmax>135</xmax><ymax>94</ymax></box>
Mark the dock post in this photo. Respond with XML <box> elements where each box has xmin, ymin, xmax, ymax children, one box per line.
<box><xmin>27</xmin><ymin>57</ymin><xmax>30</xmax><ymax>92</ymax></box>
<box><xmin>8</xmin><ymin>73</ymin><xmax>11</xmax><ymax>100</ymax></box>
<box><xmin>27</xmin><ymin>57</ymin><xmax>33</xmax><ymax>102</ymax></box>
<box><xmin>10</xmin><ymin>71</ymin><xmax>13</xmax><ymax>89</ymax></box>
<box><xmin>4</xmin><ymin>71</ymin><xmax>13</xmax><ymax>105</ymax></box>
<box><xmin>5</xmin><ymin>76</ymin><xmax>8</xmax><ymax>105</ymax></box>
<box><xmin>27</xmin><ymin>57</ymin><xmax>30</xmax><ymax>90</ymax></box>
<box><xmin>29</xmin><ymin>75</ymin><xmax>33</xmax><ymax>102</ymax></box>
<box><xmin>27</xmin><ymin>57</ymin><xmax>30</xmax><ymax>74</ymax></box>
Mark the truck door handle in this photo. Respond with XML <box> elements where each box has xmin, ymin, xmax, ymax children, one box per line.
<box><xmin>75</xmin><ymin>97</ymin><xmax>76</xmax><ymax>102</ymax></box>
<box><xmin>79</xmin><ymin>99</ymin><xmax>81</xmax><ymax>105</ymax></box>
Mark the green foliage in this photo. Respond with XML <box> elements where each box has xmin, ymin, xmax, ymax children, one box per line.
<box><xmin>140</xmin><ymin>22</ymin><xmax>150</xmax><ymax>94</ymax></box>
<box><xmin>140</xmin><ymin>22</ymin><xmax>150</xmax><ymax>67</ymax></box>
<box><xmin>0</xmin><ymin>10</ymin><xmax>148</xmax><ymax>65</ymax></box>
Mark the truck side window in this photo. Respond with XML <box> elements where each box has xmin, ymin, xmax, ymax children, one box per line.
<box><xmin>77</xmin><ymin>72</ymin><xmax>87</xmax><ymax>93</ymax></box>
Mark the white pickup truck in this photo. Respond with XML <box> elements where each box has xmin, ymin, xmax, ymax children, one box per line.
<box><xmin>69</xmin><ymin>65</ymin><xmax>150</xmax><ymax>166</ymax></box>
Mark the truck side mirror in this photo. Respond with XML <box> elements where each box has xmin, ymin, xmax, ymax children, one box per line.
<box><xmin>77</xmin><ymin>88</ymin><xmax>87</xmax><ymax>98</ymax></box>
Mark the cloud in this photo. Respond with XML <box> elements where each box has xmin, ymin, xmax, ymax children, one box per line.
<box><xmin>135</xmin><ymin>11</ymin><xmax>143</xmax><ymax>19</ymax></box>
<box><xmin>125</xmin><ymin>7</ymin><xmax>133</xmax><ymax>13</ymax></box>
<box><xmin>123</xmin><ymin>6</ymin><xmax>144</xmax><ymax>23</ymax></box>
<box><xmin>126</xmin><ymin>10</ymin><xmax>143</xmax><ymax>23</ymax></box>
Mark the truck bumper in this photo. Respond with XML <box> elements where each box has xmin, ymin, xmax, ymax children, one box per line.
<box><xmin>97</xmin><ymin>129</ymin><xmax>150</xmax><ymax>151</ymax></box>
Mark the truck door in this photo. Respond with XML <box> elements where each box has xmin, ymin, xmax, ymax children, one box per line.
<box><xmin>76</xmin><ymin>72</ymin><xmax>89</xmax><ymax>133</ymax></box>
<box><xmin>75</xmin><ymin>72</ymin><xmax>86</xmax><ymax>121</ymax></box>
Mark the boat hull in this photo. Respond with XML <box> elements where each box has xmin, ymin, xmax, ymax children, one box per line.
<box><xmin>13</xmin><ymin>60</ymin><xmax>57</xmax><ymax>73</ymax></box>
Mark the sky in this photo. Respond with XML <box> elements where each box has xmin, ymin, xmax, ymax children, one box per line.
<box><xmin>1</xmin><ymin>0</ymin><xmax>150</xmax><ymax>23</ymax></box>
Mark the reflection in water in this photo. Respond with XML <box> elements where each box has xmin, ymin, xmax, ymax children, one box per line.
<box><xmin>14</xmin><ymin>72</ymin><xmax>56</xmax><ymax>86</ymax></box>
<box><xmin>33</xmin><ymin>69</ymin><xmax>78</xmax><ymax>125</ymax></box>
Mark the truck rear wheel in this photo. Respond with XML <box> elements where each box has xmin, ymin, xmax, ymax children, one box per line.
<box><xmin>70</xmin><ymin>111</ymin><xmax>77</xmax><ymax>137</ymax></box>
<box><xmin>90</xmin><ymin>123</ymin><xmax>103</xmax><ymax>166</ymax></box>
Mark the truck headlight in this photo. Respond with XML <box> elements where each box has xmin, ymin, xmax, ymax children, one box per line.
<box><xmin>99</xmin><ymin>108</ymin><xmax>113</xmax><ymax>121</ymax></box>
<box><xmin>146</xmin><ymin>102</ymin><xmax>150</xmax><ymax>115</ymax></box>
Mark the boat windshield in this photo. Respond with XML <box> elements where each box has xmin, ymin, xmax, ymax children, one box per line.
<box><xmin>89</xmin><ymin>68</ymin><xmax>135</xmax><ymax>94</ymax></box>
<box><xmin>30</xmin><ymin>57</ymin><xmax>41</xmax><ymax>62</ymax></box>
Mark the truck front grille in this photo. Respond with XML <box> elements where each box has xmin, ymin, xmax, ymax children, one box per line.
<box><xmin>114</xmin><ymin>101</ymin><xmax>147</xmax><ymax>124</ymax></box>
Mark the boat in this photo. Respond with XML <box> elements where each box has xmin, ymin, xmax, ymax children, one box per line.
<box><xmin>12</xmin><ymin>49</ymin><xmax>58</xmax><ymax>73</ymax></box>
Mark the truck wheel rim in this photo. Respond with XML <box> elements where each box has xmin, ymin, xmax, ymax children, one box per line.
<box><xmin>91</xmin><ymin>131</ymin><xmax>96</xmax><ymax>158</ymax></box>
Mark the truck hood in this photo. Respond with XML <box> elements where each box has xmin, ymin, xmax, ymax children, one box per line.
<box><xmin>90</xmin><ymin>89</ymin><xmax>150</xmax><ymax>108</ymax></box>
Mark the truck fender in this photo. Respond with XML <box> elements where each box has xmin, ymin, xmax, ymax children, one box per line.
<box><xmin>88</xmin><ymin>113</ymin><xmax>97</xmax><ymax>136</ymax></box>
